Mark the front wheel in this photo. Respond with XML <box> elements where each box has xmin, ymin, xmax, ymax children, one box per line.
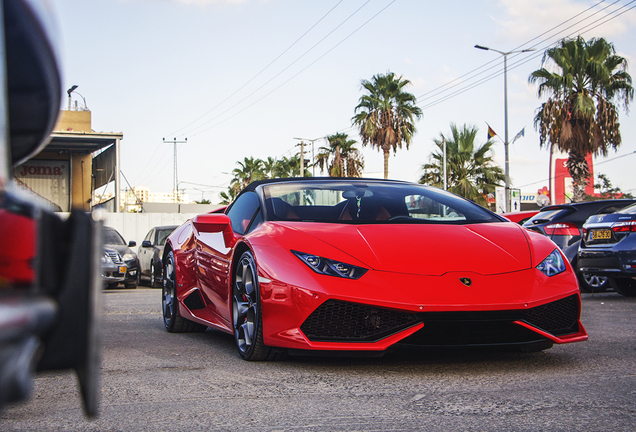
<box><xmin>611</xmin><ymin>277</ymin><xmax>636</xmax><ymax>297</ymax></box>
<box><xmin>162</xmin><ymin>250</ymin><xmax>207</xmax><ymax>333</ymax></box>
<box><xmin>232</xmin><ymin>251</ymin><xmax>277</xmax><ymax>361</ymax></box>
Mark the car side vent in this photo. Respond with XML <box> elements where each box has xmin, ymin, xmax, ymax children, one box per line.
<box><xmin>523</xmin><ymin>294</ymin><xmax>579</xmax><ymax>335</ymax></box>
<box><xmin>183</xmin><ymin>290</ymin><xmax>206</xmax><ymax>310</ymax></box>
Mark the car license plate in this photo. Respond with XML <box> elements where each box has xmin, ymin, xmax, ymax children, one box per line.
<box><xmin>119</xmin><ymin>266</ymin><xmax>127</xmax><ymax>273</ymax></box>
<box><xmin>590</xmin><ymin>229</ymin><xmax>612</xmax><ymax>240</ymax></box>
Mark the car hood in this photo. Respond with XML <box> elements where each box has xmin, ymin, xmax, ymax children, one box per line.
<box><xmin>105</xmin><ymin>244</ymin><xmax>134</xmax><ymax>257</ymax></box>
<box><xmin>268</xmin><ymin>222</ymin><xmax>532</xmax><ymax>276</ymax></box>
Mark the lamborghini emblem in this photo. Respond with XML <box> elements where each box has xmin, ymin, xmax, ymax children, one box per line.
<box><xmin>460</xmin><ymin>277</ymin><xmax>472</xmax><ymax>287</ymax></box>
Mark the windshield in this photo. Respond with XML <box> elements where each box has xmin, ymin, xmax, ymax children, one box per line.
<box><xmin>524</xmin><ymin>208</ymin><xmax>574</xmax><ymax>226</ymax></box>
<box><xmin>617</xmin><ymin>203</ymin><xmax>636</xmax><ymax>215</ymax></box>
<box><xmin>104</xmin><ymin>229</ymin><xmax>126</xmax><ymax>245</ymax></box>
<box><xmin>262</xmin><ymin>181</ymin><xmax>501</xmax><ymax>224</ymax></box>
<box><xmin>156</xmin><ymin>229</ymin><xmax>174</xmax><ymax>246</ymax></box>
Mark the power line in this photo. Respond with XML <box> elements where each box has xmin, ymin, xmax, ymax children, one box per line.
<box><xmin>413</xmin><ymin>0</ymin><xmax>614</xmax><ymax>104</ymax></box>
<box><xmin>164</xmin><ymin>1</ymin><xmax>345</xmax><ymax>138</ymax></box>
<box><xmin>187</xmin><ymin>1</ymin><xmax>396</xmax><ymax>137</ymax></box>
<box><xmin>417</xmin><ymin>0</ymin><xmax>636</xmax><ymax>112</ymax></box>
<box><xmin>321</xmin><ymin>0</ymin><xmax>634</xmax><ymax>140</ymax></box>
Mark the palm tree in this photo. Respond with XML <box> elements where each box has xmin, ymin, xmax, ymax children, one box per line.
<box><xmin>219</xmin><ymin>183</ymin><xmax>239</xmax><ymax>205</ymax></box>
<box><xmin>529</xmin><ymin>36</ymin><xmax>633</xmax><ymax>202</ymax></box>
<box><xmin>232</xmin><ymin>157</ymin><xmax>265</xmax><ymax>190</ymax></box>
<box><xmin>352</xmin><ymin>72</ymin><xmax>423</xmax><ymax>179</ymax></box>
<box><xmin>419</xmin><ymin>124</ymin><xmax>505</xmax><ymax>207</ymax></box>
<box><xmin>270</xmin><ymin>155</ymin><xmax>311</xmax><ymax>178</ymax></box>
<box><xmin>262</xmin><ymin>156</ymin><xmax>277</xmax><ymax>179</ymax></box>
<box><xmin>315</xmin><ymin>133</ymin><xmax>364</xmax><ymax>177</ymax></box>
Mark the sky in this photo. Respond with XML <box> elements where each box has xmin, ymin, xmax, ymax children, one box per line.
<box><xmin>51</xmin><ymin>0</ymin><xmax>636</xmax><ymax>204</ymax></box>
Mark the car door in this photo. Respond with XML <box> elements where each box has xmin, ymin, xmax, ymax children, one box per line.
<box><xmin>195</xmin><ymin>192</ymin><xmax>261</xmax><ymax>324</ymax></box>
<box><xmin>138</xmin><ymin>229</ymin><xmax>154</xmax><ymax>277</ymax></box>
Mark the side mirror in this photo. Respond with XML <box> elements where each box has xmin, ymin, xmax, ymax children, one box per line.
<box><xmin>128</xmin><ymin>241</ymin><xmax>136</xmax><ymax>247</ymax></box>
<box><xmin>193</xmin><ymin>214</ymin><xmax>235</xmax><ymax>247</ymax></box>
<box><xmin>141</xmin><ymin>240</ymin><xmax>152</xmax><ymax>248</ymax></box>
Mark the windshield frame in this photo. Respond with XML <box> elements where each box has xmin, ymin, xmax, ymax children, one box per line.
<box><xmin>258</xmin><ymin>180</ymin><xmax>504</xmax><ymax>225</ymax></box>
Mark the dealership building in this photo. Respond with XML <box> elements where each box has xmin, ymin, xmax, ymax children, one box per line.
<box><xmin>13</xmin><ymin>108</ymin><xmax>123</xmax><ymax>212</ymax></box>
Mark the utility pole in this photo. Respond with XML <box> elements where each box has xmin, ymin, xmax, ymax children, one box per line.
<box><xmin>299</xmin><ymin>141</ymin><xmax>305</xmax><ymax>177</ymax></box>
<box><xmin>163</xmin><ymin>137</ymin><xmax>187</xmax><ymax>202</ymax></box>
<box><xmin>294</xmin><ymin>137</ymin><xmax>323</xmax><ymax>176</ymax></box>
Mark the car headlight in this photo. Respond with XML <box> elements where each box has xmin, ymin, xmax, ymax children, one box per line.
<box><xmin>292</xmin><ymin>250</ymin><xmax>367</xmax><ymax>279</ymax></box>
<box><xmin>102</xmin><ymin>252</ymin><xmax>112</xmax><ymax>263</ymax></box>
<box><xmin>122</xmin><ymin>253</ymin><xmax>136</xmax><ymax>261</ymax></box>
<box><xmin>537</xmin><ymin>248</ymin><xmax>566</xmax><ymax>277</ymax></box>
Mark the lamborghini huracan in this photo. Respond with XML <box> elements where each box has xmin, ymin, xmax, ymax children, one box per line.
<box><xmin>161</xmin><ymin>178</ymin><xmax>587</xmax><ymax>360</ymax></box>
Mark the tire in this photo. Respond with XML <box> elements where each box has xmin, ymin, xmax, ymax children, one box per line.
<box><xmin>578</xmin><ymin>272</ymin><xmax>609</xmax><ymax>293</ymax></box>
<box><xmin>162</xmin><ymin>250</ymin><xmax>207</xmax><ymax>333</ymax></box>
<box><xmin>137</xmin><ymin>267</ymin><xmax>144</xmax><ymax>287</ymax></box>
<box><xmin>107</xmin><ymin>282</ymin><xmax>119</xmax><ymax>289</ymax></box>
<box><xmin>151</xmin><ymin>262</ymin><xmax>161</xmax><ymax>288</ymax></box>
<box><xmin>232</xmin><ymin>251</ymin><xmax>279</xmax><ymax>361</ymax></box>
<box><xmin>124</xmin><ymin>281</ymin><xmax>137</xmax><ymax>289</ymax></box>
<box><xmin>610</xmin><ymin>277</ymin><xmax>636</xmax><ymax>297</ymax></box>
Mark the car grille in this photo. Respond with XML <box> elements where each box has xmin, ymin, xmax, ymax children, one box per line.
<box><xmin>107</xmin><ymin>251</ymin><xmax>124</xmax><ymax>264</ymax></box>
<box><xmin>300</xmin><ymin>295</ymin><xmax>580</xmax><ymax>345</ymax></box>
<box><xmin>300</xmin><ymin>300</ymin><xmax>420</xmax><ymax>342</ymax></box>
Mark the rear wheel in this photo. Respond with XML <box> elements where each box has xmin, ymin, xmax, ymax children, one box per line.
<box><xmin>232</xmin><ymin>251</ymin><xmax>278</xmax><ymax>361</ymax></box>
<box><xmin>611</xmin><ymin>277</ymin><xmax>636</xmax><ymax>297</ymax></box>
<box><xmin>162</xmin><ymin>250</ymin><xmax>207</xmax><ymax>332</ymax></box>
<box><xmin>578</xmin><ymin>272</ymin><xmax>609</xmax><ymax>293</ymax></box>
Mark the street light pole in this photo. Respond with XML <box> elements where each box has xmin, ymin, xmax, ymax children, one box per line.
<box><xmin>474</xmin><ymin>44</ymin><xmax>535</xmax><ymax>213</ymax></box>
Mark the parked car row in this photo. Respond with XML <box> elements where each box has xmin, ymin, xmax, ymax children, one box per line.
<box><xmin>100</xmin><ymin>225</ymin><xmax>178</xmax><ymax>289</ymax></box>
<box><xmin>522</xmin><ymin>199</ymin><xmax>636</xmax><ymax>295</ymax></box>
<box><xmin>578</xmin><ymin>202</ymin><xmax>636</xmax><ymax>296</ymax></box>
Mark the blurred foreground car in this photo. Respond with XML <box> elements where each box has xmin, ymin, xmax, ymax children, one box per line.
<box><xmin>523</xmin><ymin>199</ymin><xmax>636</xmax><ymax>292</ymax></box>
<box><xmin>578</xmin><ymin>203</ymin><xmax>636</xmax><ymax>297</ymax></box>
<box><xmin>162</xmin><ymin>178</ymin><xmax>587</xmax><ymax>361</ymax></box>
<box><xmin>103</xmin><ymin>226</ymin><xmax>138</xmax><ymax>289</ymax></box>
<box><xmin>138</xmin><ymin>225</ymin><xmax>177</xmax><ymax>287</ymax></box>
<box><xmin>0</xmin><ymin>0</ymin><xmax>100</xmax><ymax>416</ymax></box>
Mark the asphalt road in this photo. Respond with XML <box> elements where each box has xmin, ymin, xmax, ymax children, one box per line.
<box><xmin>2</xmin><ymin>288</ymin><xmax>635</xmax><ymax>431</ymax></box>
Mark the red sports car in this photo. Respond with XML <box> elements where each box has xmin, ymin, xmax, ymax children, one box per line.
<box><xmin>162</xmin><ymin>178</ymin><xmax>587</xmax><ymax>360</ymax></box>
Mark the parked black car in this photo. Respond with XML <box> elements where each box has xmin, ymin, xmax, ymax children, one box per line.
<box><xmin>523</xmin><ymin>199</ymin><xmax>636</xmax><ymax>292</ymax></box>
<box><xmin>101</xmin><ymin>247</ymin><xmax>127</xmax><ymax>287</ymax></box>
<box><xmin>578</xmin><ymin>203</ymin><xmax>636</xmax><ymax>296</ymax></box>
<box><xmin>138</xmin><ymin>225</ymin><xmax>177</xmax><ymax>287</ymax></box>
<box><xmin>104</xmin><ymin>226</ymin><xmax>138</xmax><ymax>289</ymax></box>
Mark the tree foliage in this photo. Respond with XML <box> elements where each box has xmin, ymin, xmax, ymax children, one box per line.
<box><xmin>529</xmin><ymin>36</ymin><xmax>633</xmax><ymax>202</ymax></box>
<box><xmin>352</xmin><ymin>72</ymin><xmax>422</xmax><ymax>179</ymax></box>
<box><xmin>419</xmin><ymin>123</ymin><xmax>505</xmax><ymax>207</ymax></box>
<box><xmin>220</xmin><ymin>154</ymin><xmax>311</xmax><ymax>204</ymax></box>
<box><xmin>315</xmin><ymin>133</ymin><xmax>364</xmax><ymax>177</ymax></box>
